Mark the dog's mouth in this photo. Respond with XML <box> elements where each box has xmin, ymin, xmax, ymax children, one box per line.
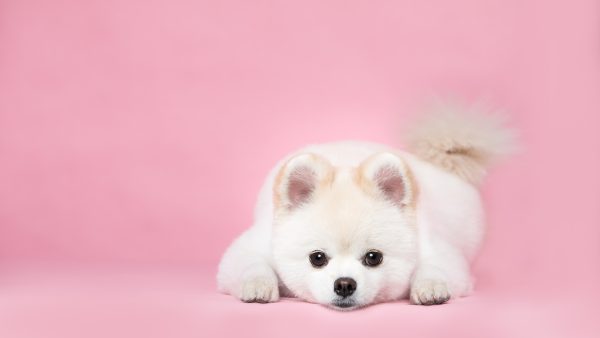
<box><xmin>330</xmin><ymin>298</ymin><xmax>358</xmax><ymax>310</ymax></box>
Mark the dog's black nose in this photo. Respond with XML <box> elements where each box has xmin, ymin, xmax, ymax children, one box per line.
<box><xmin>334</xmin><ymin>277</ymin><xmax>357</xmax><ymax>298</ymax></box>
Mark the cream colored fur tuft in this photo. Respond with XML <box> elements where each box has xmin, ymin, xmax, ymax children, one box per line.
<box><xmin>406</xmin><ymin>102</ymin><xmax>515</xmax><ymax>184</ymax></box>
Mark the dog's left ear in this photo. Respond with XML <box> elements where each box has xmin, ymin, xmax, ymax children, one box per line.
<box><xmin>359</xmin><ymin>152</ymin><xmax>414</xmax><ymax>207</ymax></box>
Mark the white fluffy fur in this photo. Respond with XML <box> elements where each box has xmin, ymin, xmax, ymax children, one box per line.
<box><xmin>217</xmin><ymin>107</ymin><xmax>512</xmax><ymax>310</ymax></box>
<box><xmin>407</xmin><ymin>101</ymin><xmax>515</xmax><ymax>184</ymax></box>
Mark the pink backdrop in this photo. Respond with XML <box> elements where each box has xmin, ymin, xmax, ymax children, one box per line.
<box><xmin>0</xmin><ymin>1</ymin><xmax>598</xmax><ymax>337</ymax></box>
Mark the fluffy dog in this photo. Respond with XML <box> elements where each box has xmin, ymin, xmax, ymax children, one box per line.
<box><xmin>217</xmin><ymin>106</ymin><xmax>513</xmax><ymax>310</ymax></box>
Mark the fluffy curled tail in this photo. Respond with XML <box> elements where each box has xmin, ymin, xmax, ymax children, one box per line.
<box><xmin>406</xmin><ymin>102</ymin><xmax>516</xmax><ymax>185</ymax></box>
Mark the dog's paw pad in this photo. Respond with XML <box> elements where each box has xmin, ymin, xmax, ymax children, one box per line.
<box><xmin>410</xmin><ymin>279</ymin><xmax>450</xmax><ymax>305</ymax></box>
<box><xmin>240</xmin><ymin>275</ymin><xmax>279</xmax><ymax>303</ymax></box>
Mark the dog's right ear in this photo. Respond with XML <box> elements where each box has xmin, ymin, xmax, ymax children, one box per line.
<box><xmin>274</xmin><ymin>153</ymin><xmax>333</xmax><ymax>211</ymax></box>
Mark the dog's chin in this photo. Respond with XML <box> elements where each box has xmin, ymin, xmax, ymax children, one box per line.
<box><xmin>328</xmin><ymin>299</ymin><xmax>360</xmax><ymax>311</ymax></box>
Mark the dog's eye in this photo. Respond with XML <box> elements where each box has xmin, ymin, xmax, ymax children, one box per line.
<box><xmin>363</xmin><ymin>250</ymin><xmax>383</xmax><ymax>267</ymax></box>
<box><xmin>309</xmin><ymin>251</ymin><xmax>328</xmax><ymax>268</ymax></box>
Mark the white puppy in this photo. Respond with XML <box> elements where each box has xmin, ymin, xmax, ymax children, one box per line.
<box><xmin>217</xmin><ymin>107</ymin><xmax>513</xmax><ymax>310</ymax></box>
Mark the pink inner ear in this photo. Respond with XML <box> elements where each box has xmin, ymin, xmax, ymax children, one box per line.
<box><xmin>287</xmin><ymin>166</ymin><xmax>316</xmax><ymax>207</ymax></box>
<box><xmin>374</xmin><ymin>166</ymin><xmax>405</xmax><ymax>205</ymax></box>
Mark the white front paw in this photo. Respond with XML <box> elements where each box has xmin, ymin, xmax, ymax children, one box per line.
<box><xmin>240</xmin><ymin>275</ymin><xmax>280</xmax><ymax>303</ymax></box>
<box><xmin>410</xmin><ymin>279</ymin><xmax>450</xmax><ymax>305</ymax></box>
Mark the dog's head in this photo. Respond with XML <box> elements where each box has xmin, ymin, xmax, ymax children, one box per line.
<box><xmin>272</xmin><ymin>152</ymin><xmax>418</xmax><ymax>310</ymax></box>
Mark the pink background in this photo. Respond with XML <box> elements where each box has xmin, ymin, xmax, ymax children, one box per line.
<box><xmin>0</xmin><ymin>0</ymin><xmax>599</xmax><ymax>337</ymax></box>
